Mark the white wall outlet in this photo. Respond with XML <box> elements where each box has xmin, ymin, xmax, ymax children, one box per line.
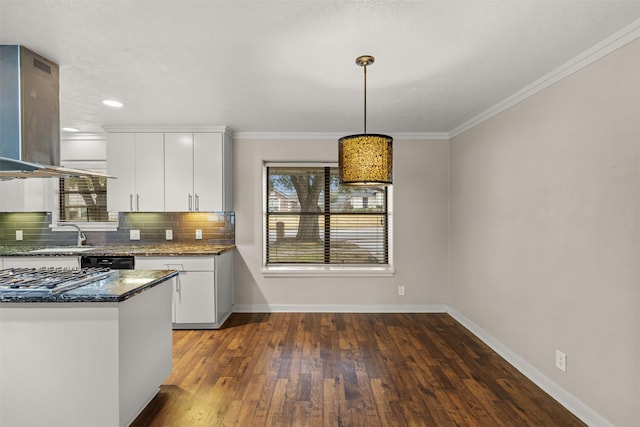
<box><xmin>165</xmin><ymin>229</ymin><xmax>173</xmax><ymax>240</ymax></box>
<box><xmin>195</xmin><ymin>229</ymin><xmax>202</xmax><ymax>240</ymax></box>
<box><xmin>130</xmin><ymin>229</ymin><xmax>141</xmax><ymax>240</ymax></box>
<box><xmin>398</xmin><ymin>285</ymin><xmax>406</xmax><ymax>296</ymax></box>
<box><xmin>15</xmin><ymin>230</ymin><xmax>23</xmax><ymax>241</ymax></box>
<box><xmin>555</xmin><ymin>349</ymin><xmax>567</xmax><ymax>372</ymax></box>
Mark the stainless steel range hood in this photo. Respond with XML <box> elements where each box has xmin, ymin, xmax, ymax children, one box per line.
<box><xmin>0</xmin><ymin>45</ymin><xmax>114</xmax><ymax>180</ymax></box>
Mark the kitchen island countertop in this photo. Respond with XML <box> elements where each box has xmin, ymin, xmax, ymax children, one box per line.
<box><xmin>0</xmin><ymin>269</ymin><xmax>179</xmax><ymax>303</ymax></box>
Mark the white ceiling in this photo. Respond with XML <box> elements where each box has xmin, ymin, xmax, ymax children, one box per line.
<box><xmin>2</xmin><ymin>1</ymin><xmax>640</xmax><ymax>135</ymax></box>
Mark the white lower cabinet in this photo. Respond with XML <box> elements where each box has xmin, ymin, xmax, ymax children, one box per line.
<box><xmin>134</xmin><ymin>252</ymin><xmax>232</xmax><ymax>329</ymax></box>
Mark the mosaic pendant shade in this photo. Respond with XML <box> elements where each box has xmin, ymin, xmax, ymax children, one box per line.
<box><xmin>339</xmin><ymin>55</ymin><xmax>393</xmax><ymax>186</ymax></box>
<box><xmin>338</xmin><ymin>133</ymin><xmax>392</xmax><ymax>185</ymax></box>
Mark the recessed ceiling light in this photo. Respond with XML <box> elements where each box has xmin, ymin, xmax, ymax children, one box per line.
<box><xmin>62</xmin><ymin>127</ymin><xmax>79</xmax><ymax>132</ymax></box>
<box><xmin>102</xmin><ymin>99</ymin><xmax>123</xmax><ymax>108</ymax></box>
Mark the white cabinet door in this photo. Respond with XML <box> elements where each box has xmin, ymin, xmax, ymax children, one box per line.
<box><xmin>135</xmin><ymin>256</ymin><xmax>221</xmax><ymax>328</ymax></box>
<box><xmin>193</xmin><ymin>133</ymin><xmax>223</xmax><ymax>212</ymax></box>
<box><xmin>134</xmin><ymin>133</ymin><xmax>165</xmax><ymax>211</ymax></box>
<box><xmin>23</xmin><ymin>178</ymin><xmax>55</xmax><ymax>212</ymax></box>
<box><xmin>107</xmin><ymin>133</ymin><xmax>136</xmax><ymax>212</ymax></box>
<box><xmin>164</xmin><ymin>132</ymin><xmax>225</xmax><ymax>212</ymax></box>
<box><xmin>164</xmin><ymin>133</ymin><xmax>194</xmax><ymax>211</ymax></box>
<box><xmin>107</xmin><ymin>133</ymin><xmax>164</xmax><ymax>212</ymax></box>
<box><xmin>0</xmin><ymin>179</ymin><xmax>23</xmax><ymax>212</ymax></box>
<box><xmin>174</xmin><ymin>271</ymin><xmax>216</xmax><ymax>324</ymax></box>
<box><xmin>0</xmin><ymin>178</ymin><xmax>54</xmax><ymax>212</ymax></box>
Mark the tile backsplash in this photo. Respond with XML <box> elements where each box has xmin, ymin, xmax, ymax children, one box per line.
<box><xmin>0</xmin><ymin>211</ymin><xmax>235</xmax><ymax>247</ymax></box>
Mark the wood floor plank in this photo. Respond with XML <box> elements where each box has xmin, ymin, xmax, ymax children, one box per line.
<box><xmin>132</xmin><ymin>313</ymin><xmax>586</xmax><ymax>426</ymax></box>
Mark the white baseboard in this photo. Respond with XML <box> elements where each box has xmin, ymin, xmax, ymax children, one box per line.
<box><xmin>232</xmin><ymin>303</ymin><xmax>448</xmax><ymax>313</ymax></box>
<box><xmin>447</xmin><ymin>308</ymin><xmax>611</xmax><ymax>427</ymax></box>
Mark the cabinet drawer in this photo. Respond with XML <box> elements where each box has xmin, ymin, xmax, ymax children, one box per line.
<box><xmin>135</xmin><ymin>256</ymin><xmax>215</xmax><ymax>271</ymax></box>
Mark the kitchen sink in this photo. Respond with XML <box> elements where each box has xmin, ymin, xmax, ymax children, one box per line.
<box><xmin>29</xmin><ymin>247</ymin><xmax>95</xmax><ymax>254</ymax></box>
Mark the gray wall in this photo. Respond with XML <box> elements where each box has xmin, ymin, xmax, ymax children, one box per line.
<box><xmin>450</xmin><ymin>40</ymin><xmax>640</xmax><ymax>426</ymax></box>
<box><xmin>232</xmin><ymin>137</ymin><xmax>449</xmax><ymax>311</ymax></box>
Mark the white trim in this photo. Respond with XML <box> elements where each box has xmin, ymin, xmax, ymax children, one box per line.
<box><xmin>261</xmin><ymin>265</ymin><xmax>395</xmax><ymax>277</ymax></box>
<box><xmin>448</xmin><ymin>308</ymin><xmax>612</xmax><ymax>427</ymax></box>
<box><xmin>232</xmin><ymin>304</ymin><xmax>448</xmax><ymax>313</ymax></box>
<box><xmin>450</xmin><ymin>17</ymin><xmax>640</xmax><ymax>138</ymax></box>
<box><xmin>103</xmin><ymin>125</ymin><xmax>232</xmax><ymax>136</ymax></box>
<box><xmin>60</xmin><ymin>132</ymin><xmax>106</xmax><ymax>142</ymax></box>
<box><xmin>234</xmin><ymin>131</ymin><xmax>449</xmax><ymax>141</ymax></box>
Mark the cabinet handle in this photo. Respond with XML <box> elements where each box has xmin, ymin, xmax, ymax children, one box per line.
<box><xmin>188</xmin><ymin>194</ymin><xmax>193</xmax><ymax>211</ymax></box>
<box><xmin>195</xmin><ymin>194</ymin><xmax>199</xmax><ymax>211</ymax></box>
<box><xmin>129</xmin><ymin>194</ymin><xmax>133</xmax><ymax>211</ymax></box>
<box><xmin>136</xmin><ymin>194</ymin><xmax>140</xmax><ymax>211</ymax></box>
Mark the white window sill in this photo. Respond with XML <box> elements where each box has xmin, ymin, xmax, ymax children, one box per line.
<box><xmin>51</xmin><ymin>222</ymin><xmax>119</xmax><ymax>232</ymax></box>
<box><xmin>262</xmin><ymin>265</ymin><xmax>395</xmax><ymax>278</ymax></box>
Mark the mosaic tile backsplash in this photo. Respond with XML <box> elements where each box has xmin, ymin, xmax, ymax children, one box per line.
<box><xmin>0</xmin><ymin>212</ymin><xmax>235</xmax><ymax>247</ymax></box>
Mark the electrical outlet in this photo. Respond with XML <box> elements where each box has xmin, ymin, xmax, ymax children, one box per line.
<box><xmin>15</xmin><ymin>230</ymin><xmax>23</xmax><ymax>241</ymax></box>
<box><xmin>195</xmin><ymin>229</ymin><xmax>202</xmax><ymax>240</ymax></box>
<box><xmin>398</xmin><ymin>285</ymin><xmax>406</xmax><ymax>296</ymax></box>
<box><xmin>130</xmin><ymin>229</ymin><xmax>141</xmax><ymax>240</ymax></box>
<box><xmin>555</xmin><ymin>350</ymin><xmax>567</xmax><ymax>372</ymax></box>
<box><xmin>165</xmin><ymin>229</ymin><xmax>173</xmax><ymax>240</ymax></box>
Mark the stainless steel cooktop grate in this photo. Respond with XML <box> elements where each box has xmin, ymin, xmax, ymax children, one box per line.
<box><xmin>0</xmin><ymin>267</ymin><xmax>113</xmax><ymax>293</ymax></box>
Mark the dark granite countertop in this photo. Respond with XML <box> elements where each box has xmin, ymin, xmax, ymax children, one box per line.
<box><xmin>0</xmin><ymin>243</ymin><xmax>235</xmax><ymax>257</ymax></box>
<box><xmin>0</xmin><ymin>269</ymin><xmax>179</xmax><ymax>303</ymax></box>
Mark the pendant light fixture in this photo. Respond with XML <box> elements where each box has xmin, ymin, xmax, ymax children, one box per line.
<box><xmin>339</xmin><ymin>55</ymin><xmax>393</xmax><ymax>186</ymax></box>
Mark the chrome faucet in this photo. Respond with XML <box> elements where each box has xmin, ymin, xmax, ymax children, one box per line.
<box><xmin>57</xmin><ymin>223</ymin><xmax>87</xmax><ymax>247</ymax></box>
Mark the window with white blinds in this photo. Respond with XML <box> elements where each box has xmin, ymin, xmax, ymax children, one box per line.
<box><xmin>265</xmin><ymin>164</ymin><xmax>390</xmax><ymax>265</ymax></box>
<box><xmin>58</xmin><ymin>162</ymin><xmax>117</xmax><ymax>223</ymax></box>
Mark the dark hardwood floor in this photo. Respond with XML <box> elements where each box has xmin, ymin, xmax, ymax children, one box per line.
<box><xmin>132</xmin><ymin>313</ymin><xmax>585</xmax><ymax>426</ymax></box>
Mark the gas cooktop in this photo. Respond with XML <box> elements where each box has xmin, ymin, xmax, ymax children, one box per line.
<box><xmin>0</xmin><ymin>267</ymin><xmax>114</xmax><ymax>294</ymax></box>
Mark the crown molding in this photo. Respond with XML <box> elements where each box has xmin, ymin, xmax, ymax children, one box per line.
<box><xmin>102</xmin><ymin>125</ymin><xmax>232</xmax><ymax>136</ymax></box>
<box><xmin>60</xmin><ymin>132</ymin><xmax>106</xmax><ymax>142</ymax></box>
<box><xmin>450</xmin><ymin>17</ymin><xmax>640</xmax><ymax>138</ymax></box>
<box><xmin>233</xmin><ymin>131</ymin><xmax>449</xmax><ymax>141</ymax></box>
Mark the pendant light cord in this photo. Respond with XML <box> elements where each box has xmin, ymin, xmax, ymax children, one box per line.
<box><xmin>363</xmin><ymin>64</ymin><xmax>367</xmax><ymax>134</ymax></box>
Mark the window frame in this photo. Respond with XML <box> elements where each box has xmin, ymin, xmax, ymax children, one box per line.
<box><xmin>262</xmin><ymin>162</ymin><xmax>394</xmax><ymax>277</ymax></box>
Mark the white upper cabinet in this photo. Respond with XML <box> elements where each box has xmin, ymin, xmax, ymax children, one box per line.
<box><xmin>0</xmin><ymin>178</ymin><xmax>55</xmax><ymax>212</ymax></box>
<box><xmin>164</xmin><ymin>131</ymin><xmax>232</xmax><ymax>212</ymax></box>
<box><xmin>164</xmin><ymin>132</ymin><xmax>228</xmax><ymax>212</ymax></box>
<box><xmin>194</xmin><ymin>133</ymin><xmax>225</xmax><ymax>211</ymax></box>
<box><xmin>107</xmin><ymin>127</ymin><xmax>232</xmax><ymax>213</ymax></box>
<box><xmin>107</xmin><ymin>132</ymin><xmax>164</xmax><ymax>212</ymax></box>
